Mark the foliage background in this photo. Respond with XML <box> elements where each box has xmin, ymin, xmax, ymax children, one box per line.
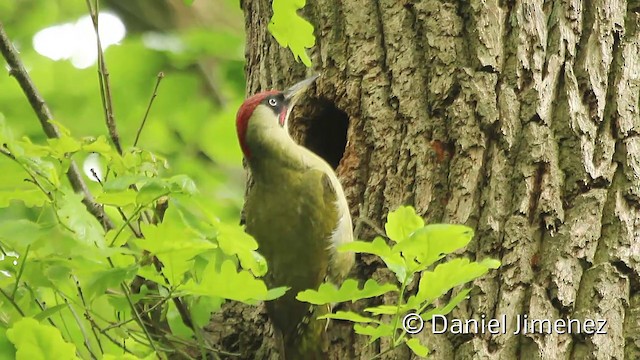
<box><xmin>1</xmin><ymin>0</ymin><xmax>247</xmax><ymax>226</ymax></box>
<box><xmin>0</xmin><ymin>1</ymin><xmax>257</xmax><ymax>358</ymax></box>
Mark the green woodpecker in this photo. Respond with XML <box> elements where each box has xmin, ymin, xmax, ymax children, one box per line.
<box><xmin>235</xmin><ymin>75</ymin><xmax>354</xmax><ymax>359</ymax></box>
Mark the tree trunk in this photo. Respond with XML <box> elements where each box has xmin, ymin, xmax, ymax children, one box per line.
<box><xmin>223</xmin><ymin>0</ymin><xmax>640</xmax><ymax>358</ymax></box>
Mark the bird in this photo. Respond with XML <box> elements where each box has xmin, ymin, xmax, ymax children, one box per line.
<box><xmin>235</xmin><ymin>75</ymin><xmax>354</xmax><ymax>359</ymax></box>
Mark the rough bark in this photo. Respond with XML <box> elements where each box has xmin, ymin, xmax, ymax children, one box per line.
<box><xmin>221</xmin><ymin>0</ymin><xmax>640</xmax><ymax>359</ymax></box>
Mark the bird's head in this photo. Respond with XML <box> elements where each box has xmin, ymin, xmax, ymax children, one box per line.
<box><xmin>236</xmin><ymin>75</ymin><xmax>319</xmax><ymax>159</ymax></box>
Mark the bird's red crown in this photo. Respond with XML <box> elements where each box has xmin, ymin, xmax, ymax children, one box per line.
<box><xmin>235</xmin><ymin>90</ymin><xmax>280</xmax><ymax>158</ymax></box>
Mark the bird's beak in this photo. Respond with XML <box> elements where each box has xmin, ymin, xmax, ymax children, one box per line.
<box><xmin>283</xmin><ymin>74</ymin><xmax>319</xmax><ymax>106</ymax></box>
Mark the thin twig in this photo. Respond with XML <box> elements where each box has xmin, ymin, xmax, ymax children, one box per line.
<box><xmin>75</xmin><ymin>277</ymin><xmax>105</xmax><ymax>354</ymax></box>
<box><xmin>85</xmin><ymin>0</ymin><xmax>122</xmax><ymax>154</ymax></box>
<box><xmin>85</xmin><ymin>314</ymin><xmax>137</xmax><ymax>356</ymax></box>
<box><xmin>0</xmin><ymin>287</ymin><xmax>24</xmax><ymax>316</ymax></box>
<box><xmin>0</xmin><ymin>21</ymin><xmax>115</xmax><ymax>232</ymax></box>
<box><xmin>134</xmin><ymin>72</ymin><xmax>164</xmax><ymax>147</ymax></box>
<box><xmin>27</xmin><ymin>287</ymin><xmax>57</xmax><ymax>328</ymax></box>
<box><xmin>101</xmin><ymin>292</ymin><xmax>172</xmax><ymax>332</ymax></box>
<box><xmin>64</xmin><ymin>297</ymin><xmax>99</xmax><ymax>360</ymax></box>
<box><xmin>90</xmin><ymin>168</ymin><xmax>143</xmax><ymax>238</ymax></box>
<box><xmin>53</xmin><ymin>292</ymin><xmax>76</xmax><ymax>350</ymax></box>
<box><xmin>55</xmin><ymin>288</ymin><xmax>137</xmax><ymax>356</ymax></box>
<box><xmin>153</xmin><ymin>259</ymin><xmax>194</xmax><ymax>330</ymax></box>
<box><xmin>1</xmin><ymin>146</ymin><xmax>53</xmax><ymax>201</ymax></box>
<box><xmin>163</xmin><ymin>333</ymin><xmax>240</xmax><ymax>357</ymax></box>
<box><xmin>10</xmin><ymin>245</ymin><xmax>29</xmax><ymax>299</ymax></box>
<box><xmin>119</xmin><ymin>282</ymin><xmax>160</xmax><ymax>353</ymax></box>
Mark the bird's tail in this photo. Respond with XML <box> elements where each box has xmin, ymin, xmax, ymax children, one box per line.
<box><xmin>281</xmin><ymin>304</ymin><xmax>330</xmax><ymax>360</ymax></box>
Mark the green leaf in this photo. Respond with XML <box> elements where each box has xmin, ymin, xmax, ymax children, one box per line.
<box><xmin>47</xmin><ymin>119</ymin><xmax>72</xmax><ymax>137</ymax></box>
<box><xmin>56</xmin><ymin>187</ymin><xmax>105</xmax><ymax>246</ymax></box>
<box><xmin>81</xmin><ymin>136</ymin><xmax>114</xmax><ymax>158</ymax></box>
<box><xmin>420</xmin><ymin>288</ymin><xmax>471</xmax><ymax>319</ymax></box>
<box><xmin>136</xmin><ymin>180</ymin><xmax>169</xmax><ymax>205</ymax></box>
<box><xmin>107</xmin><ymin>284</ymin><xmax>149</xmax><ymax>312</ymax></box>
<box><xmin>319</xmin><ymin>310</ymin><xmax>379</xmax><ymax>323</ymax></box>
<box><xmin>137</xmin><ymin>221</ymin><xmax>216</xmax><ymax>286</ymax></box>
<box><xmin>96</xmin><ymin>189</ymin><xmax>137</xmax><ymax>207</ymax></box>
<box><xmin>0</xmin><ymin>328</ymin><xmax>15</xmax><ymax>360</ymax></box>
<box><xmin>363</xmin><ymin>305</ymin><xmax>399</xmax><ymax>315</ymax></box>
<box><xmin>0</xmin><ymin>190</ymin><xmax>48</xmax><ymax>208</ymax></box>
<box><xmin>33</xmin><ymin>304</ymin><xmax>68</xmax><ymax>322</ymax></box>
<box><xmin>216</xmin><ymin>222</ymin><xmax>266</xmax><ymax>276</ymax></box>
<box><xmin>13</xmin><ymin>139</ymin><xmax>51</xmax><ymax>158</ymax></box>
<box><xmin>84</xmin><ymin>265</ymin><xmax>138</xmax><ymax>300</ymax></box>
<box><xmin>354</xmin><ymin>323</ymin><xmax>394</xmax><ymax>343</ymax></box>
<box><xmin>6</xmin><ymin>317</ymin><xmax>78</xmax><ymax>360</ymax></box>
<box><xmin>393</xmin><ymin>224</ymin><xmax>474</xmax><ymax>268</ymax></box>
<box><xmin>264</xmin><ymin>286</ymin><xmax>289</xmax><ymax>301</ymax></box>
<box><xmin>167</xmin><ymin>299</ymin><xmax>195</xmax><ymax>338</ymax></box>
<box><xmin>47</xmin><ymin>136</ymin><xmax>81</xmax><ymax>157</ymax></box>
<box><xmin>268</xmin><ymin>0</ymin><xmax>315</xmax><ymax>66</ymax></box>
<box><xmin>0</xmin><ymin>220</ymin><xmax>47</xmax><ymax>249</ymax></box>
<box><xmin>415</xmin><ymin>258</ymin><xmax>499</xmax><ymax>304</ymax></box>
<box><xmin>385</xmin><ymin>206</ymin><xmax>425</xmax><ymax>243</ymax></box>
<box><xmin>138</xmin><ymin>221</ymin><xmax>216</xmax><ymax>255</ymax></box>
<box><xmin>405</xmin><ymin>338</ymin><xmax>429</xmax><ymax>358</ymax></box>
<box><xmin>102</xmin><ymin>175</ymin><xmax>149</xmax><ymax>191</ymax></box>
<box><xmin>339</xmin><ymin>237</ymin><xmax>392</xmax><ymax>257</ymax></box>
<box><xmin>0</xmin><ymin>253</ymin><xmax>20</xmax><ymax>278</ymax></box>
<box><xmin>339</xmin><ymin>237</ymin><xmax>408</xmax><ymax>283</ymax></box>
<box><xmin>190</xmin><ymin>296</ymin><xmax>224</xmax><ymax>327</ymax></box>
<box><xmin>297</xmin><ymin>279</ymin><xmax>397</xmax><ymax>305</ymax></box>
<box><xmin>183</xmin><ymin>259</ymin><xmax>272</xmax><ymax>302</ymax></box>
<box><xmin>103</xmin><ymin>354</ymin><xmax>150</xmax><ymax>360</ymax></box>
<box><xmin>168</xmin><ymin>174</ymin><xmax>197</xmax><ymax>195</ymax></box>
<box><xmin>16</xmin><ymin>152</ymin><xmax>60</xmax><ymax>189</ymax></box>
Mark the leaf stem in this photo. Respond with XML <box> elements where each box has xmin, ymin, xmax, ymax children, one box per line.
<box><xmin>10</xmin><ymin>245</ymin><xmax>29</xmax><ymax>299</ymax></box>
<box><xmin>391</xmin><ymin>271</ymin><xmax>411</xmax><ymax>346</ymax></box>
<box><xmin>134</xmin><ymin>72</ymin><xmax>165</xmax><ymax>147</ymax></box>
<box><xmin>74</xmin><ymin>277</ymin><xmax>105</xmax><ymax>354</ymax></box>
<box><xmin>64</xmin><ymin>296</ymin><xmax>99</xmax><ymax>360</ymax></box>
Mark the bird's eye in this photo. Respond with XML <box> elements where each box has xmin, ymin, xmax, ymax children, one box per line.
<box><xmin>268</xmin><ymin>98</ymin><xmax>278</xmax><ymax>107</ymax></box>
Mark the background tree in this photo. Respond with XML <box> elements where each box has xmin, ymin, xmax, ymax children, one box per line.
<box><xmin>230</xmin><ymin>0</ymin><xmax>640</xmax><ymax>359</ymax></box>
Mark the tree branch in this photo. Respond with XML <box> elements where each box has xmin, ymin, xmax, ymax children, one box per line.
<box><xmin>0</xmin><ymin>21</ymin><xmax>115</xmax><ymax>231</ymax></box>
<box><xmin>85</xmin><ymin>0</ymin><xmax>122</xmax><ymax>154</ymax></box>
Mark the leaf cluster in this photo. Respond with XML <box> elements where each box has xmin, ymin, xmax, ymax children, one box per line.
<box><xmin>297</xmin><ymin>206</ymin><xmax>501</xmax><ymax>358</ymax></box>
<box><xmin>0</xmin><ymin>117</ymin><xmax>277</xmax><ymax>358</ymax></box>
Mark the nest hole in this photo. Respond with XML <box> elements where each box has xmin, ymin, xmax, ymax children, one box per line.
<box><xmin>298</xmin><ymin>98</ymin><xmax>350</xmax><ymax>169</ymax></box>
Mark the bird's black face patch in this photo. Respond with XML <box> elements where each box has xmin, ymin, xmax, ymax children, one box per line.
<box><xmin>262</xmin><ymin>93</ymin><xmax>288</xmax><ymax>127</ymax></box>
<box><xmin>263</xmin><ymin>93</ymin><xmax>286</xmax><ymax>113</ymax></box>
